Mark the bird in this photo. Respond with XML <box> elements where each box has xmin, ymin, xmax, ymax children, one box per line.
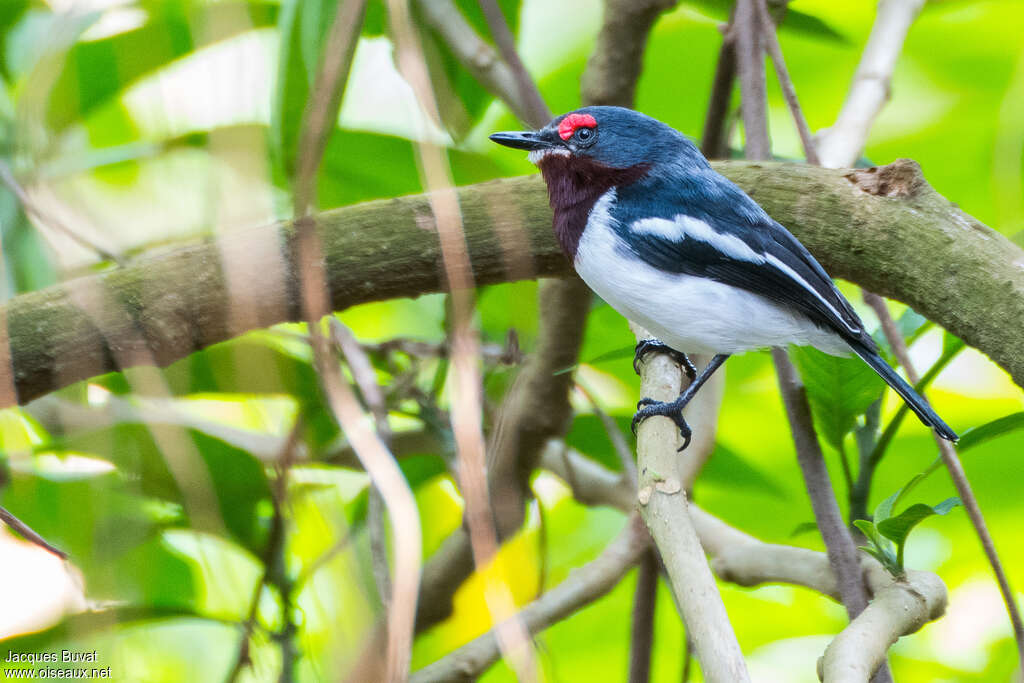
<box><xmin>490</xmin><ymin>106</ymin><xmax>958</xmax><ymax>450</ymax></box>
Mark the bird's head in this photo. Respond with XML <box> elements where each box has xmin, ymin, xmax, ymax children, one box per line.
<box><xmin>489</xmin><ymin>106</ymin><xmax>692</xmax><ymax>172</ymax></box>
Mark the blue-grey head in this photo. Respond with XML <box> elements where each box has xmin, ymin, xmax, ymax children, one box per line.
<box><xmin>490</xmin><ymin>107</ymin><xmax>706</xmax><ymax>258</ymax></box>
<box><xmin>489</xmin><ymin>106</ymin><xmax>702</xmax><ymax>171</ymax></box>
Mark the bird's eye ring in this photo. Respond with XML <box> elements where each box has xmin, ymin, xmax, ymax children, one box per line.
<box><xmin>574</xmin><ymin>126</ymin><xmax>595</xmax><ymax>143</ymax></box>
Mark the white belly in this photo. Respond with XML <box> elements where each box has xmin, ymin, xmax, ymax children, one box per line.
<box><xmin>573</xmin><ymin>216</ymin><xmax>849</xmax><ymax>356</ymax></box>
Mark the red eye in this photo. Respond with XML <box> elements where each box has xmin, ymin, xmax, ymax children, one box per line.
<box><xmin>559</xmin><ymin>113</ymin><xmax>597</xmax><ymax>140</ymax></box>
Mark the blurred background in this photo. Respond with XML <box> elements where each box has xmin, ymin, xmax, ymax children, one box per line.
<box><xmin>0</xmin><ymin>0</ymin><xmax>1022</xmax><ymax>681</ymax></box>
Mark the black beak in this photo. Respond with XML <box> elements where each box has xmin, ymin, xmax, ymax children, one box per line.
<box><xmin>489</xmin><ymin>130</ymin><xmax>556</xmax><ymax>151</ymax></box>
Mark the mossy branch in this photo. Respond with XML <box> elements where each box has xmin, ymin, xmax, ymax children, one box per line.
<box><xmin>3</xmin><ymin>159</ymin><xmax>1022</xmax><ymax>406</ymax></box>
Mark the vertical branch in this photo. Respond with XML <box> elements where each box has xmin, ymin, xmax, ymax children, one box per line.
<box><xmin>733</xmin><ymin>0</ymin><xmax>769</xmax><ymax>159</ymax></box>
<box><xmin>634</xmin><ymin>350</ymin><xmax>750</xmax><ymax>682</ymax></box>
<box><xmin>291</xmin><ymin>2</ymin><xmax>421</xmax><ymax>681</ymax></box>
<box><xmin>752</xmin><ymin>0</ymin><xmax>818</xmax><ymax>165</ymax></box>
<box><xmin>734</xmin><ymin>5</ymin><xmax>891</xmax><ymax>678</ymax></box>
<box><xmin>628</xmin><ymin>549</ymin><xmax>658</xmax><ymax>683</ymax></box>
<box><xmin>816</xmin><ymin>0</ymin><xmax>926</xmax><ymax>169</ymax></box>
<box><xmin>700</xmin><ymin>10</ymin><xmax>737</xmax><ymax>158</ymax></box>
<box><xmin>477</xmin><ymin>0</ymin><xmax>550</xmax><ymax>126</ymax></box>
<box><xmin>386</xmin><ymin>0</ymin><xmax>538</xmax><ymax>677</ymax></box>
<box><xmin>771</xmin><ymin>349</ymin><xmax>868</xmax><ymax>617</ymax></box>
<box><xmin>863</xmin><ymin>296</ymin><xmax>1024</xmax><ymax>669</ymax></box>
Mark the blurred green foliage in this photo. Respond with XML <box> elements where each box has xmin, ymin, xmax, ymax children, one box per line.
<box><xmin>0</xmin><ymin>0</ymin><xmax>1021</xmax><ymax>681</ymax></box>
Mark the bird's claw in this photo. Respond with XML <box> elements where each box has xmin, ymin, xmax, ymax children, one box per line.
<box><xmin>630</xmin><ymin>397</ymin><xmax>693</xmax><ymax>451</ymax></box>
<box><xmin>632</xmin><ymin>339</ymin><xmax>697</xmax><ymax>381</ymax></box>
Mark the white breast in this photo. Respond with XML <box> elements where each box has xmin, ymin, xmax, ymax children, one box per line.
<box><xmin>573</xmin><ymin>190</ymin><xmax>849</xmax><ymax>356</ymax></box>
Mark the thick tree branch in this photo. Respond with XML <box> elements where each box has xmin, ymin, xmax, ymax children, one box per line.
<box><xmin>5</xmin><ymin>163</ymin><xmax>1024</xmax><ymax>408</ymax></box>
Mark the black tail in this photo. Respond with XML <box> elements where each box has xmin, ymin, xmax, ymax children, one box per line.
<box><xmin>851</xmin><ymin>344</ymin><xmax>958</xmax><ymax>442</ymax></box>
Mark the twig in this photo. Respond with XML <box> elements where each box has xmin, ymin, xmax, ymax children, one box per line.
<box><xmin>414</xmin><ymin>0</ymin><xmax>539</xmax><ymax>127</ymax></box>
<box><xmin>634</xmin><ymin>348</ymin><xmax>750</xmax><ymax>682</ymax></box>
<box><xmin>476</xmin><ymin>0</ymin><xmax>550</xmax><ymax>127</ymax></box>
<box><xmin>410</xmin><ymin>515</ymin><xmax>651</xmax><ymax>682</ymax></box>
<box><xmin>331</xmin><ymin>318</ymin><xmax>394</xmax><ymax>605</ymax></box>
<box><xmin>387</xmin><ymin>0</ymin><xmax>537</xmax><ymax>677</ymax></box>
<box><xmin>577</xmin><ymin>381</ymin><xmax>638</xmax><ymax>488</ymax></box>
<box><xmin>864</xmin><ymin>295</ymin><xmax>1024</xmax><ymax>670</ymax></box>
<box><xmin>733</xmin><ymin>0</ymin><xmax>770</xmax><ymax>159</ymax></box>
<box><xmin>292</xmin><ymin>2</ymin><xmax>422</xmax><ymax>680</ymax></box>
<box><xmin>753</xmin><ymin>0</ymin><xmax>819</xmax><ymax>164</ymax></box>
<box><xmin>0</xmin><ymin>160</ymin><xmax>121</xmax><ymax>264</ymax></box>
<box><xmin>293</xmin><ymin>0</ymin><xmax>368</xmax><ymax>215</ymax></box>
<box><xmin>629</xmin><ymin>549</ymin><xmax>658</xmax><ymax>683</ymax></box>
<box><xmin>0</xmin><ymin>506</ymin><xmax>67</xmax><ymax>559</ymax></box>
<box><xmin>771</xmin><ymin>350</ymin><xmax>869</xmax><ymax>617</ymax></box>
<box><xmin>815</xmin><ymin>0</ymin><xmax>927</xmax><ymax>169</ymax></box>
<box><xmin>228</xmin><ymin>419</ymin><xmax>303</xmax><ymax>682</ymax></box>
<box><xmin>700</xmin><ymin>13</ymin><xmax>737</xmax><ymax>158</ymax></box>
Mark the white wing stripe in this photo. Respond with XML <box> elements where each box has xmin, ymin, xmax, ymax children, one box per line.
<box><xmin>630</xmin><ymin>215</ymin><xmax>765</xmax><ymax>264</ymax></box>
<box><xmin>765</xmin><ymin>254</ymin><xmax>859</xmax><ymax>335</ymax></box>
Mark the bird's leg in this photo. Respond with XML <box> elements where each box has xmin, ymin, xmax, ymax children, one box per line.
<box><xmin>633</xmin><ymin>338</ymin><xmax>697</xmax><ymax>381</ymax></box>
<box><xmin>631</xmin><ymin>354</ymin><xmax>729</xmax><ymax>452</ymax></box>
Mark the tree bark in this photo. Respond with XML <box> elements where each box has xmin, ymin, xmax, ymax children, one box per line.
<box><xmin>4</xmin><ymin>160</ymin><xmax>1022</xmax><ymax>406</ymax></box>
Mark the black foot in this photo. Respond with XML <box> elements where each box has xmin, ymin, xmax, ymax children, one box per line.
<box><xmin>632</xmin><ymin>339</ymin><xmax>697</xmax><ymax>381</ymax></box>
<box><xmin>631</xmin><ymin>397</ymin><xmax>693</xmax><ymax>452</ymax></box>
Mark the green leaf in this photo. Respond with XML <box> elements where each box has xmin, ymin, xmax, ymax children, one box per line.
<box><xmin>877</xmin><ymin>497</ymin><xmax>962</xmax><ymax>568</ymax></box>
<box><xmin>46</xmin><ymin>424</ymin><xmax>273</xmax><ymax>553</ymax></box>
<box><xmin>853</xmin><ymin>518</ymin><xmax>900</xmax><ymax>575</ymax></box>
<box><xmin>791</xmin><ymin>345</ymin><xmax>886</xmax><ymax>451</ymax></box>
<box><xmin>957</xmin><ymin>412</ymin><xmax>1024</xmax><ymax>453</ymax></box>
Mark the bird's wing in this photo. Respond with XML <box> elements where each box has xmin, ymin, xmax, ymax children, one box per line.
<box><xmin>612</xmin><ymin>174</ymin><xmax>874</xmax><ymax>347</ymax></box>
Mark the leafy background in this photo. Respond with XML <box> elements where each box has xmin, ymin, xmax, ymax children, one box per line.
<box><xmin>0</xmin><ymin>0</ymin><xmax>1022</xmax><ymax>681</ymax></box>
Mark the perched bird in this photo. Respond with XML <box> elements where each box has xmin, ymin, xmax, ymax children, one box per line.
<box><xmin>490</xmin><ymin>106</ymin><xmax>957</xmax><ymax>450</ymax></box>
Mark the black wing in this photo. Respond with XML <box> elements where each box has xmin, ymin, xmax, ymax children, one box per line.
<box><xmin>612</xmin><ymin>170</ymin><xmax>875</xmax><ymax>349</ymax></box>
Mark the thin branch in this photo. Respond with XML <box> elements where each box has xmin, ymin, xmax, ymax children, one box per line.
<box><xmin>815</xmin><ymin>0</ymin><xmax>927</xmax><ymax>169</ymax></box>
<box><xmin>228</xmin><ymin>419</ymin><xmax>303</xmax><ymax>682</ymax></box>
<box><xmin>771</xmin><ymin>350</ymin><xmax>869</xmax><ymax>617</ymax></box>
<box><xmin>753</xmin><ymin>0</ymin><xmax>819</xmax><ymax>164</ymax></box>
<box><xmin>0</xmin><ymin>160</ymin><xmax>121</xmax><ymax>264</ymax></box>
<box><xmin>413</xmin><ymin>0</ymin><xmax>536</xmax><ymax>126</ymax></box>
<box><xmin>476</xmin><ymin>0</ymin><xmax>551</xmax><ymax>127</ymax></box>
<box><xmin>0</xmin><ymin>506</ymin><xmax>67</xmax><ymax>559</ymax></box>
<box><xmin>864</xmin><ymin>295</ymin><xmax>1024</xmax><ymax>669</ymax></box>
<box><xmin>577</xmin><ymin>381</ymin><xmax>638</xmax><ymax>489</ymax></box>
<box><xmin>410</xmin><ymin>515</ymin><xmax>651</xmax><ymax>683</ymax></box>
<box><xmin>292</xmin><ymin>0</ymin><xmax>368</xmax><ymax>215</ymax></box>
<box><xmin>629</xmin><ymin>549</ymin><xmax>658</xmax><ymax>683</ymax></box>
<box><xmin>733</xmin><ymin>0</ymin><xmax>770</xmax><ymax>159</ymax></box>
<box><xmin>331</xmin><ymin>318</ymin><xmax>394</xmax><ymax>605</ymax></box>
<box><xmin>634</xmin><ymin>347</ymin><xmax>750</xmax><ymax>682</ymax></box>
<box><xmin>700</xmin><ymin>16</ymin><xmax>737</xmax><ymax>158</ymax></box>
